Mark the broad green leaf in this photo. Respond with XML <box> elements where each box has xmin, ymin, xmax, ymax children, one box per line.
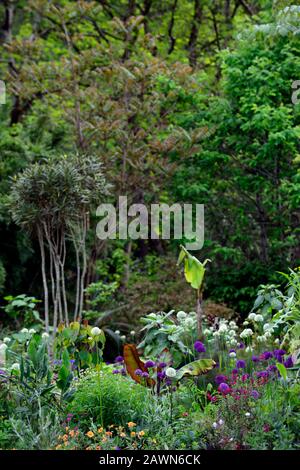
<box><xmin>176</xmin><ymin>358</ymin><xmax>216</xmax><ymax>381</ymax></box>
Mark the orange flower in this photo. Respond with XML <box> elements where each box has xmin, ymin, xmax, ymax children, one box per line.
<box><xmin>127</xmin><ymin>422</ymin><xmax>136</xmax><ymax>428</ymax></box>
<box><xmin>119</xmin><ymin>432</ymin><xmax>126</xmax><ymax>438</ymax></box>
<box><xmin>86</xmin><ymin>431</ymin><xmax>94</xmax><ymax>438</ymax></box>
<box><xmin>138</xmin><ymin>430</ymin><xmax>145</xmax><ymax>437</ymax></box>
<box><xmin>105</xmin><ymin>431</ymin><xmax>113</xmax><ymax>437</ymax></box>
<box><xmin>102</xmin><ymin>437</ymin><xmax>108</xmax><ymax>443</ymax></box>
<box><xmin>130</xmin><ymin>431</ymin><xmax>136</xmax><ymax>437</ymax></box>
<box><xmin>62</xmin><ymin>434</ymin><xmax>68</xmax><ymax>442</ymax></box>
<box><xmin>69</xmin><ymin>430</ymin><xmax>75</xmax><ymax>438</ymax></box>
<box><xmin>95</xmin><ymin>445</ymin><xmax>102</xmax><ymax>450</ymax></box>
<box><xmin>97</xmin><ymin>427</ymin><xmax>103</xmax><ymax>434</ymax></box>
<box><xmin>56</xmin><ymin>444</ymin><xmax>62</xmax><ymax>450</ymax></box>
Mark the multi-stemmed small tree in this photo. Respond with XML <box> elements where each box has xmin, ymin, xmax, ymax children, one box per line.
<box><xmin>10</xmin><ymin>154</ymin><xmax>109</xmax><ymax>336</ymax></box>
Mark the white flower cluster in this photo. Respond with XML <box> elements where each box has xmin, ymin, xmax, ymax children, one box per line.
<box><xmin>240</xmin><ymin>328</ymin><xmax>253</xmax><ymax>339</ymax></box>
<box><xmin>208</xmin><ymin>319</ymin><xmax>239</xmax><ymax>347</ymax></box>
<box><xmin>248</xmin><ymin>312</ymin><xmax>264</xmax><ymax>322</ymax></box>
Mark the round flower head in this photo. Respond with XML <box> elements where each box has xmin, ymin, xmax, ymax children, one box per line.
<box><xmin>130</xmin><ymin>330</ymin><xmax>135</xmax><ymax>336</ymax></box>
<box><xmin>251</xmin><ymin>390</ymin><xmax>260</xmax><ymax>399</ymax></box>
<box><xmin>254</xmin><ymin>314</ymin><xmax>263</xmax><ymax>322</ymax></box>
<box><xmin>236</xmin><ymin>359</ymin><xmax>246</xmax><ymax>369</ymax></box>
<box><xmin>252</xmin><ymin>355</ymin><xmax>259</xmax><ymax>363</ymax></box>
<box><xmin>134</xmin><ymin>369</ymin><xmax>143</xmax><ymax>376</ymax></box>
<box><xmin>177</xmin><ymin>311</ymin><xmax>187</xmax><ymax>321</ymax></box>
<box><xmin>215</xmin><ymin>374</ymin><xmax>227</xmax><ymax>385</ymax></box>
<box><xmin>115</xmin><ymin>356</ymin><xmax>124</xmax><ymax>363</ymax></box>
<box><xmin>165</xmin><ymin>367</ymin><xmax>177</xmax><ymax>378</ymax></box>
<box><xmin>3</xmin><ymin>337</ymin><xmax>10</xmax><ymax>344</ymax></box>
<box><xmin>194</xmin><ymin>340</ymin><xmax>206</xmax><ymax>353</ymax></box>
<box><xmin>141</xmin><ymin>372</ymin><xmax>149</xmax><ymax>378</ymax></box>
<box><xmin>283</xmin><ymin>356</ymin><xmax>293</xmax><ymax>369</ymax></box>
<box><xmin>144</xmin><ymin>360</ymin><xmax>156</xmax><ymax>368</ymax></box>
<box><xmin>115</xmin><ymin>330</ymin><xmax>120</xmax><ymax>335</ymax></box>
<box><xmin>42</xmin><ymin>332</ymin><xmax>49</xmax><ymax>339</ymax></box>
<box><xmin>245</xmin><ymin>412</ymin><xmax>251</xmax><ymax>417</ymax></box>
<box><xmin>260</xmin><ymin>351</ymin><xmax>273</xmax><ymax>361</ymax></box>
<box><xmin>158</xmin><ymin>362</ymin><xmax>167</xmax><ymax>368</ymax></box>
<box><xmin>218</xmin><ymin>383</ymin><xmax>230</xmax><ymax>395</ymax></box>
<box><xmin>29</xmin><ymin>328</ymin><xmax>36</xmax><ymax>334</ymax></box>
<box><xmin>157</xmin><ymin>371</ymin><xmax>166</xmax><ymax>380</ymax></box>
<box><xmin>248</xmin><ymin>312</ymin><xmax>256</xmax><ymax>320</ymax></box>
<box><xmin>112</xmin><ymin>369</ymin><xmax>120</xmax><ymax>374</ymax></box>
<box><xmin>90</xmin><ymin>327</ymin><xmax>102</xmax><ymax>337</ymax></box>
<box><xmin>229</xmin><ymin>351</ymin><xmax>236</xmax><ymax>358</ymax></box>
<box><xmin>20</xmin><ymin>328</ymin><xmax>29</xmax><ymax>334</ymax></box>
<box><xmin>11</xmin><ymin>362</ymin><xmax>20</xmax><ymax>372</ymax></box>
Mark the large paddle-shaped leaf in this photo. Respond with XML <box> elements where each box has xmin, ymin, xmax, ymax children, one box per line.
<box><xmin>176</xmin><ymin>358</ymin><xmax>216</xmax><ymax>381</ymax></box>
<box><xmin>177</xmin><ymin>245</ymin><xmax>211</xmax><ymax>290</ymax></box>
<box><xmin>123</xmin><ymin>344</ymin><xmax>155</xmax><ymax>387</ymax></box>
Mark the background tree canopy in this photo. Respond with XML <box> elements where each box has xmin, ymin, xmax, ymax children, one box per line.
<box><xmin>0</xmin><ymin>0</ymin><xmax>300</xmax><ymax>327</ymax></box>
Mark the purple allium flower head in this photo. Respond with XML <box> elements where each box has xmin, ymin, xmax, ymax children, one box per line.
<box><xmin>112</xmin><ymin>369</ymin><xmax>120</xmax><ymax>374</ymax></box>
<box><xmin>215</xmin><ymin>374</ymin><xmax>227</xmax><ymax>385</ymax></box>
<box><xmin>157</xmin><ymin>371</ymin><xmax>166</xmax><ymax>380</ymax></box>
<box><xmin>229</xmin><ymin>349</ymin><xmax>236</xmax><ymax>353</ymax></box>
<box><xmin>120</xmin><ymin>367</ymin><xmax>126</xmax><ymax>376</ymax></box>
<box><xmin>252</xmin><ymin>355</ymin><xmax>259</xmax><ymax>363</ymax></box>
<box><xmin>261</xmin><ymin>351</ymin><xmax>273</xmax><ymax>361</ymax></box>
<box><xmin>238</xmin><ymin>342</ymin><xmax>245</xmax><ymax>349</ymax></box>
<box><xmin>134</xmin><ymin>368</ymin><xmax>143</xmax><ymax>376</ymax></box>
<box><xmin>194</xmin><ymin>340</ymin><xmax>206</xmax><ymax>353</ymax></box>
<box><xmin>256</xmin><ymin>370</ymin><xmax>269</xmax><ymax>378</ymax></box>
<box><xmin>142</xmin><ymin>372</ymin><xmax>149</xmax><ymax>378</ymax></box>
<box><xmin>283</xmin><ymin>356</ymin><xmax>293</xmax><ymax>369</ymax></box>
<box><xmin>232</xmin><ymin>368</ymin><xmax>238</xmax><ymax>375</ymax></box>
<box><xmin>267</xmin><ymin>364</ymin><xmax>277</xmax><ymax>372</ymax></box>
<box><xmin>144</xmin><ymin>360</ymin><xmax>156</xmax><ymax>368</ymax></box>
<box><xmin>158</xmin><ymin>362</ymin><xmax>167</xmax><ymax>368</ymax></box>
<box><xmin>273</xmin><ymin>349</ymin><xmax>286</xmax><ymax>357</ymax></box>
<box><xmin>218</xmin><ymin>383</ymin><xmax>230</xmax><ymax>394</ymax></box>
<box><xmin>236</xmin><ymin>360</ymin><xmax>246</xmax><ymax>369</ymax></box>
<box><xmin>251</xmin><ymin>390</ymin><xmax>260</xmax><ymax>399</ymax></box>
<box><xmin>53</xmin><ymin>359</ymin><xmax>62</xmax><ymax>365</ymax></box>
<box><xmin>241</xmin><ymin>374</ymin><xmax>249</xmax><ymax>382</ymax></box>
<box><xmin>115</xmin><ymin>356</ymin><xmax>124</xmax><ymax>363</ymax></box>
<box><xmin>115</xmin><ymin>446</ymin><xmax>121</xmax><ymax>451</ymax></box>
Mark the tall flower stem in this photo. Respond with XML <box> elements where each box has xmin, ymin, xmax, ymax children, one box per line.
<box><xmin>96</xmin><ymin>343</ymin><xmax>104</xmax><ymax>428</ymax></box>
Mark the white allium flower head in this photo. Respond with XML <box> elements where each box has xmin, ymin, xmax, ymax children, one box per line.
<box><xmin>177</xmin><ymin>311</ymin><xmax>187</xmax><ymax>320</ymax></box>
<box><xmin>212</xmin><ymin>422</ymin><xmax>218</xmax><ymax>429</ymax></box>
<box><xmin>245</xmin><ymin>412</ymin><xmax>251</xmax><ymax>417</ymax></box>
<box><xmin>130</xmin><ymin>330</ymin><xmax>136</xmax><ymax>336</ymax></box>
<box><xmin>229</xmin><ymin>351</ymin><xmax>236</xmax><ymax>358</ymax></box>
<box><xmin>11</xmin><ymin>363</ymin><xmax>20</xmax><ymax>371</ymax></box>
<box><xmin>254</xmin><ymin>314</ymin><xmax>264</xmax><ymax>322</ymax></box>
<box><xmin>248</xmin><ymin>313</ymin><xmax>256</xmax><ymax>320</ymax></box>
<box><xmin>115</xmin><ymin>330</ymin><xmax>120</xmax><ymax>335</ymax></box>
<box><xmin>29</xmin><ymin>329</ymin><xmax>36</xmax><ymax>334</ymax></box>
<box><xmin>218</xmin><ymin>419</ymin><xmax>224</xmax><ymax>426</ymax></box>
<box><xmin>21</xmin><ymin>328</ymin><xmax>29</xmax><ymax>334</ymax></box>
<box><xmin>42</xmin><ymin>332</ymin><xmax>49</xmax><ymax>339</ymax></box>
<box><xmin>165</xmin><ymin>367</ymin><xmax>177</xmax><ymax>378</ymax></box>
<box><xmin>90</xmin><ymin>327</ymin><xmax>102</xmax><ymax>337</ymax></box>
<box><xmin>3</xmin><ymin>337</ymin><xmax>10</xmax><ymax>344</ymax></box>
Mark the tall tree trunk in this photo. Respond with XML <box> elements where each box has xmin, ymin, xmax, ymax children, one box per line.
<box><xmin>37</xmin><ymin>227</ymin><xmax>49</xmax><ymax>333</ymax></box>
<box><xmin>187</xmin><ymin>0</ymin><xmax>202</xmax><ymax>67</ymax></box>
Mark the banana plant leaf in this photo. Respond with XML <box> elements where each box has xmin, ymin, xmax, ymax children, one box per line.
<box><xmin>123</xmin><ymin>344</ymin><xmax>155</xmax><ymax>387</ymax></box>
<box><xmin>176</xmin><ymin>358</ymin><xmax>216</xmax><ymax>381</ymax></box>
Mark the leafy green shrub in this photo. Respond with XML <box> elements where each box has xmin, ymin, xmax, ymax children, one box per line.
<box><xmin>68</xmin><ymin>368</ymin><xmax>149</xmax><ymax>429</ymax></box>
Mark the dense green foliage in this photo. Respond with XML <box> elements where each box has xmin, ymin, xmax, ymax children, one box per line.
<box><xmin>0</xmin><ymin>0</ymin><xmax>299</xmax><ymax>322</ymax></box>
